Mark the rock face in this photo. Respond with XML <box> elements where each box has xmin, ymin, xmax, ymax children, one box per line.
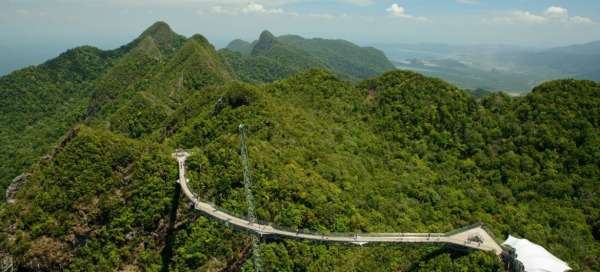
<box><xmin>48</xmin><ymin>126</ymin><xmax>81</xmax><ymax>160</ymax></box>
<box><xmin>5</xmin><ymin>173</ymin><xmax>31</xmax><ymax>203</ymax></box>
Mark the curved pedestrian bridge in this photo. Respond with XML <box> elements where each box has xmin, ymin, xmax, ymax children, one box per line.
<box><xmin>173</xmin><ymin>150</ymin><xmax>504</xmax><ymax>256</ymax></box>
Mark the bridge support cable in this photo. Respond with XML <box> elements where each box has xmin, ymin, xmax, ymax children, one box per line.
<box><xmin>239</xmin><ymin>124</ymin><xmax>263</xmax><ymax>272</ymax></box>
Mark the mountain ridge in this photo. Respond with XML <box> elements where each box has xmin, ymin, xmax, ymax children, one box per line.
<box><xmin>224</xmin><ymin>30</ymin><xmax>395</xmax><ymax>82</ymax></box>
<box><xmin>0</xmin><ymin>21</ymin><xmax>598</xmax><ymax>271</ymax></box>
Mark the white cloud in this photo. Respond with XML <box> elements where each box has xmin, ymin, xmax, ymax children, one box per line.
<box><xmin>542</xmin><ymin>6</ymin><xmax>593</xmax><ymax>24</ymax></box>
<box><xmin>488</xmin><ymin>6</ymin><xmax>594</xmax><ymax>25</ymax></box>
<box><xmin>242</xmin><ymin>2</ymin><xmax>283</xmax><ymax>14</ymax></box>
<box><xmin>571</xmin><ymin>16</ymin><xmax>593</xmax><ymax>24</ymax></box>
<box><xmin>209</xmin><ymin>5</ymin><xmax>238</xmax><ymax>16</ymax></box>
<box><xmin>202</xmin><ymin>1</ymin><xmax>342</xmax><ymax>21</ymax></box>
<box><xmin>544</xmin><ymin>6</ymin><xmax>568</xmax><ymax>20</ymax></box>
<box><xmin>386</xmin><ymin>3</ymin><xmax>428</xmax><ymax>21</ymax></box>
<box><xmin>207</xmin><ymin>2</ymin><xmax>284</xmax><ymax>16</ymax></box>
<box><xmin>242</xmin><ymin>2</ymin><xmax>265</xmax><ymax>13</ymax></box>
<box><xmin>386</xmin><ymin>3</ymin><xmax>406</xmax><ymax>17</ymax></box>
<box><xmin>510</xmin><ymin>11</ymin><xmax>547</xmax><ymax>24</ymax></box>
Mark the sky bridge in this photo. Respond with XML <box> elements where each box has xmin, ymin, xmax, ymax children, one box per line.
<box><xmin>172</xmin><ymin>149</ymin><xmax>505</xmax><ymax>256</ymax></box>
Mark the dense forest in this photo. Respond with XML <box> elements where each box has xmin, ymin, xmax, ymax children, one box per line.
<box><xmin>0</xmin><ymin>22</ymin><xmax>599</xmax><ymax>271</ymax></box>
<box><xmin>0</xmin><ymin>46</ymin><xmax>120</xmax><ymax>198</ymax></box>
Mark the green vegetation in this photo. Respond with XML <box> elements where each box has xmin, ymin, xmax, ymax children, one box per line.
<box><xmin>0</xmin><ymin>45</ymin><xmax>120</xmax><ymax>197</ymax></box>
<box><xmin>277</xmin><ymin>34</ymin><xmax>395</xmax><ymax>80</ymax></box>
<box><xmin>466</xmin><ymin>88</ymin><xmax>495</xmax><ymax>98</ymax></box>
<box><xmin>1</xmin><ymin>21</ymin><xmax>599</xmax><ymax>271</ymax></box>
<box><xmin>222</xmin><ymin>31</ymin><xmax>395</xmax><ymax>82</ymax></box>
<box><xmin>226</xmin><ymin>39</ymin><xmax>254</xmax><ymax>55</ymax></box>
<box><xmin>220</xmin><ymin>50</ymin><xmax>297</xmax><ymax>84</ymax></box>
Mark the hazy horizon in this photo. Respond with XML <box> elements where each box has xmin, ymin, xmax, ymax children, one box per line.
<box><xmin>2</xmin><ymin>0</ymin><xmax>600</xmax><ymax>75</ymax></box>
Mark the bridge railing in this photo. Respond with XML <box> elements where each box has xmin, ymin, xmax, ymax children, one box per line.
<box><xmin>185</xmin><ymin>187</ymin><xmax>503</xmax><ymax>247</ymax></box>
<box><xmin>186</xmin><ymin>194</ymin><xmax>450</xmax><ymax>240</ymax></box>
<box><xmin>361</xmin><ymin>232</ymin><xmax>443</xmax><ymax>237</ymax></box>
<box><xmin>188</xmin><ymin>192</ymin><xmax>252</xmax><ymax>222</ymax></box>
<box><xmin>252</xmin><ymin>223</ymin><xmax>446</xmax><ymax>240</ymax></box>
<box><xmin>186</xmin><ymin>193</ymin><xmax>326</xmax><ymax>238</ymax></box>
<box><xmin>187</xmin><ymin>189</ymin><xmax>339</xmax><ymax>237</ymax></box>
<box><xmin>443</xmin><ymin>222</ymin><xmax>484</xmax><ymax>236</ymax></box>
<box><xmin>256</xmin><ymin>220</ymin><xmax>345</xmax><ymax>238</ymax></box>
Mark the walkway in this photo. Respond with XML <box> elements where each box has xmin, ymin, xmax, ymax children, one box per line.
<box><xmin>172</xmin><ymin>150</ymin><xmax>504</xmax><ymax>256</ymax></box>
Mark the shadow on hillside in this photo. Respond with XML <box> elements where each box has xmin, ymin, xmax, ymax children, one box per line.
<box><xmin>160</xmin><ymin>182</ymin><xmax>181</xmax><ymax>272</ymax></box>
<box><xmin>406</xmin><ymin>246</ymin><xmax>471</xmax><ymax>272</ymax></box>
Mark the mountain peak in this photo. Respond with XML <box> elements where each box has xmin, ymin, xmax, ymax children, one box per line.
<box><xmin>190</xmin><ymin>34</ymin><xmax>211</xmax><ymax>46</ymax></box>
<box><xmin>259</xmin><ymin>30</ymin><xmax>275</xmax><ymax>41</ymax></box>
<box><xmin>125</xmin><ymin>21</ymin><xmax>185</xmax><ymax>54</ymax></box>
<box><xmin>252</xmin><ymin>30</ymin><xmax>277</xmax><ymax>54</ymax></box>
<box><xmin>141</xmin><ymin>21</ymin><xmax>173</xmax><ymax>37</ymax></box>
<box><xmin>229</xmin><ymin>38</ymin><xmax>250</xmax><ymax>45</ymax></box>
<box><xmin>226</xmin><ymin>39</ymin><xmax>253</xmax><ymax>54</ymax></box>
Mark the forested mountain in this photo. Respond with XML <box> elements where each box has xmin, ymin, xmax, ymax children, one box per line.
<box><xmin>221</xmin><ymin>31</ymin><xmax>395</xmax><ymax>82</ymax></box>
<box><xmin>0</xmin><ymin>45</ymin><xmax>120</xmax><ymax>198</ymax></box>
<box><xmin>226</xmin><ymin>39</ymin><xmax>254</xmax><ymax>55</ymax></box>
<box><xmin>505</xmin><ymin>41</ymin><xmax>600</xmax><ymax>81</ymax></box>
<box><xmin>0</xmin><ymin>22</ymin><xmax>233</xmax><ymax>198</ymax></box>
<box><xmin>1</xmin><ymin>22</ymin><xmax>599</xmax><ymax>271</ymax></box>
<box><xmin>276</xmin><ymin>34</ymin><xmax>395</xmax><ymax>79</ymax></box>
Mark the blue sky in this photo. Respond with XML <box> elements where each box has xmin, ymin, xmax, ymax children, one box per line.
<box><xmin>1</xmin><ymin>0</ymin><xmax>600</xmax><ymax>74</ymax></box>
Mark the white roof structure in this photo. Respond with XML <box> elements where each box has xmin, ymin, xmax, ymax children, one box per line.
<box><xmin>503</xmin><ymin>235</ymin><xmax>571</xmax><ymax>272</ymax></box>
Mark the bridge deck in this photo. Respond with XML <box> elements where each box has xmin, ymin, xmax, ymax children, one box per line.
<box><xmin>173</xmin><ymin>151</ymin><xmax>504</xmax><ymax>255</ymax></box>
